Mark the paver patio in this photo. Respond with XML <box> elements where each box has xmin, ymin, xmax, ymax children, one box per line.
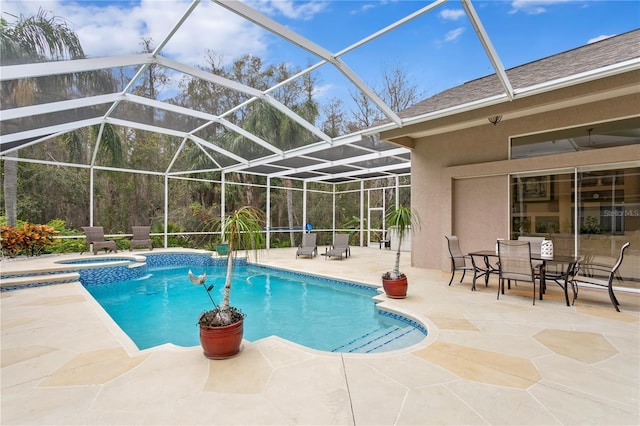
<box><xmin>2</xmin><ymin>247</ymin><xmax>639</xmax><ymax>425</ymax></box>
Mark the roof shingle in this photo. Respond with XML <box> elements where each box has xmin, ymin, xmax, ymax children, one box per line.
<box><xmin>398</xmin><ymin>29</ymin><xmax>640</xmax><ymax>119</ymax></box>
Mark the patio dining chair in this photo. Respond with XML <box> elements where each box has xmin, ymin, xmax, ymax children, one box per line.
<box><xmin>571</xmin><ymin>242</ymin><xmax>630</xmax><ymax>312</ymax></box>
<box><xmin>497</xmin><ymin>240</ymin><xmax>538</xmax><ymax>304</ymax></box>
<box><xmin>378</xmin><ymin>232</ymin><xmax>391</xmax><ymax>250</ymax></box>
<box><xmin>325</xmin><ymin>233</ymin><xmax>350</xmax><ymax>260</ymax></box>
<box><xmin>130</xmin><ymin>226</ymin><xmax>153</xmax><ymax>251</ymax></box>
<box><xmin>517</xmin><ymin>235</ymin><xmax>545</xmax><ymax>271</ymax></box>
<box><xmin>445</xmin><ymin>235</ymin><xmax>475</xmax><ymax>287</ymax></box>
<box><xmin>82</xmin><ymin>226</ymin><xmax>118</xmax><ymax>255</ymax></box>
<box><xmin>517</xmin><ymin>236</ymin><xmax>545</xmax><ymax>255</ymax></box>
<box><xmin>296</xmin><ymin>233</ymin><xmax>317</xmax><ymax>258</ymax></box>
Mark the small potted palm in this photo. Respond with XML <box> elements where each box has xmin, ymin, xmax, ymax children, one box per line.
<box><xmin>189</xmin><ymin>206</ymin><xmax>266</xmax><ymax>359</ymax></box>
<box><xmin>381</xmin><ymin>205</ymin><xmax>420</xmax><ymax>298</ymax></box>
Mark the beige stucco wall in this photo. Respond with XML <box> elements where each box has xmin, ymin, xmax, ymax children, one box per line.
<box><xmin>402</xmin><ymin>73</ymin><xmax>640</xmax><ymax>272</ymax></box>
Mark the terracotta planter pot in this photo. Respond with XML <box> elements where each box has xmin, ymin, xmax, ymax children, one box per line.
<box><xmin>199</xmin><ymin>319</ymin><xmax>244</xmax><ymax>359</ymax></box>
<box><xmin>382</xmin><ymin>275</ymin><xmax>408</xmax><ymax>299</ymax></box>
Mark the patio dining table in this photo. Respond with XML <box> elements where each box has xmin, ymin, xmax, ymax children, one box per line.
<box><xmin>468</xmin><ymin>250</ymin><xmax>579</xmax><ymax>306</ymax></box>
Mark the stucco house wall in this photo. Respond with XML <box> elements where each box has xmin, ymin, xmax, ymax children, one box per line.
<box><xmin>400</xmin><ymin>72</ymin><xmax>640</xmax><ymax>272</ymax></box>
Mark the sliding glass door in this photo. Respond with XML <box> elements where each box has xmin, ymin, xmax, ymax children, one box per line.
<box><xmin>510</xmin><ymin>166</ymin><xmax>639</xmax><ymax>286</ymax></box>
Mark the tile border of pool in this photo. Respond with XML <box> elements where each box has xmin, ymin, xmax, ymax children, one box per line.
<box><xmin>76</xmin><ymin>275</ymin><xmax>437</xmax><ymax>359</ymax></box>
<box><xmin>250</xmin><ymin>262</ymin><xmax>380</xmax><ymax>292</ymax></box>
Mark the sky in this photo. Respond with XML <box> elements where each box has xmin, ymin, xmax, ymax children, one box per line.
<box><xmin>2</xmin><ymin>0</ymin><xmax>639</xmax><ymax>111</ymax></box>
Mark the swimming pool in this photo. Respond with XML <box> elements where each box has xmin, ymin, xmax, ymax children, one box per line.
<box><xmin>82</xmin><ymin>256</ymin><xmax>427</xmax><ymax>353</ymax></box>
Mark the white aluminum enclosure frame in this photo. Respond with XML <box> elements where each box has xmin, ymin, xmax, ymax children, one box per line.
<box><xmin>2</xmin><ymin>0</ymin><xmax>638</xmax><ymax>245</ymax></box>
<box><xmin>1</xmin><ymin>0</ymin><xmax>506</xmax><ymax>179</ymax></box>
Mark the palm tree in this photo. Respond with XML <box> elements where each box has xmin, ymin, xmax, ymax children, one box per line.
<box><xmin>1</xmin><ymin>10</ymin><xmax>84</xmax><ymax>226</ymax></box>
<box><xmin>2</xmin><ymin>10</ymin><xmax>123</xmax><ymax>227</ymax></box>
<box><xmin>196</xmin><ymin>206</ymin><xmax>266</xmax><ymax>324</ymax></box>
<box><xmin>384</xmin><ymin>205</ymin><xmax>421</xmax><ymax>280</ymax></box>
<box><xmin>63</xmin><ymin>123</ymin><xmax>123</xmax><ymax>167</ymax></box>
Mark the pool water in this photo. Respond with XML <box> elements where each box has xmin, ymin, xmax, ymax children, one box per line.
<box><xmin>84</xmin><ymin>263</ymin><xmax>426</xmax><ymax>353</ymax></box>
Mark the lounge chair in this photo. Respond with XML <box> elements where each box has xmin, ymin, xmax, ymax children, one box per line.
<box><xmin>130</xmin><ymin>226</ymin><xmax>152</xmax><ymax>251</ymax></box>
<box><xmin>325</xmin><ymin>233</ymin><xmax>350</xmax><ymax>260</ymax></box>
<box><xmin>82</xmin><ymin>226</ymin><xmax>118</xmax><ymax>255</ymax></box>
<box><xmin>296</xmin><ymin>233</ymin><xmax>317</xmax><ymax>258</ymax></box>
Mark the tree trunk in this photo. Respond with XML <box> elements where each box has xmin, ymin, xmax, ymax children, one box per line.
<box><xmin>222</xmin><ymin>236</ymin><xmax>234</xmax><ymax>312</ymax></box>
<box><xmin>392</xmin><ymin>234</ymin><xmax>403</xmax><ymax>278</ymax></box>
<box><xmin>3</xmin><ymin>151</ymin><xmax>18</xmax><ymax>226</ymax></box>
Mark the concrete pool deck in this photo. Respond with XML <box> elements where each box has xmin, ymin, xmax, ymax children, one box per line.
<box><xmin>1</xmin><ymin>247</ymin><xmax>639</xmax><ymax>425</ymax></box>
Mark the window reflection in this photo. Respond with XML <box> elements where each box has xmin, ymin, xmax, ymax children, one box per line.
<box><xmin>511</xmin><ymin>117</ymin><xmax>640</xmax><ymax>159</ymax></box>
<box><xmin>510</xmin><ymin>167</ymin><xmax>639</xmax><ymax>286</ymax></box>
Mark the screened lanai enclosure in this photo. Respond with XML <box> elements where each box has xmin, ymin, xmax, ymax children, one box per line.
<box><xmin>2</xmin><ymin>0</ymin><xmax>435</xmax><ymax>249</ymax></box>
<box><xmin>2</xmin><ymin>0</ymin><xmax>637</xmax><ymax>252</ymax></box>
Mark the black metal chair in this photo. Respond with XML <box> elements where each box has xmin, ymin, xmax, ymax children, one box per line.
<box><xmin>540</xmin><ymin>258</ymin><xmax>579</xmax><ymax>306</ymax></box>
<box><xmin>445</xmin><ymin>235</ymin><xmax>476</xmax><ymax>288</ymax></box>
<box><xmin>378</xmin><ymin>232</ymin><xmax>390</xmax><ymax>249</ymax></box>
<box><xmin>497</xmin><ymin>240</ymin><xmax>537</xmax><ymax>304</ymax></box>
<box><xmin>571</xmin><ymin>242</ymin><xmax>630</xmax><ymax>312</ymax></box>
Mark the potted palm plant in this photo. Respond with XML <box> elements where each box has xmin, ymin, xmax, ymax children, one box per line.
<box><xmin>381</xmin><ymin>205</ymin><xmax>420</xmax><ymax>298</ymax></box>
<box><xmin>189</xmin><ymin>206</ymin><xmax>266</xmax><ymax>359</ymax></box>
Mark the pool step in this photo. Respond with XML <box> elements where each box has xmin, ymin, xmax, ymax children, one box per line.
<box><xmin>332</xmin><ymin>325</ymin><xmax>424</xmax><ymax>353</ymax></box>
<box><xmin>0</xmin><ymin>272</ymin><xmax>80</xmax><ymax>290</ymax></box>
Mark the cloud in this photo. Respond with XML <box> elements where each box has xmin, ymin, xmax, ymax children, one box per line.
<box><xmin>439</xmin><ymin>9</ymin><xmax>465</xmax><ymax>21</ymax></box>
<box><xmin>253</xmin><ymin>0</ymin><xmax>329</xmax><ymax>21</ymax></box>
<box><xmin>509</xmin><ymin>0</ymin><xmax>575</xmax><ymax>15</ymax></box>
<box><xmin>444</xmin><ymin>27</ymin><xmax>465</xmax><ymax>42</ymax></box>
<box><xmin>350</xmin><ymin>3</ymin><xmax>375</xmax><ymax>15</ymax></box>
<box><xmin>588</xmin><ymin>34</ymin><xmax>613</xmax><ymax>44</ymax></box>
<box><xmin>2</xmin><ymin>0</ymin><xmax>269</xmax><ymax>67</ymax></box>
<box><xmin>312</xmin><ymin>82</ymin><xmax>333</xmax><ymax>99</ymax></box>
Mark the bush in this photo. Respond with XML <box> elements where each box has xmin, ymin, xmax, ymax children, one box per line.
<box><xmin>46</xmin><ymin>219</ymin><xmax>85</xmax><ymax>253</ymax></box>
<box><xmin>1</xmin><ymin>223</ymin><xmax>59</xmax><ymax>257</ymax></box>
<box><xmin>152</xmin><ymin>222</ymin><xmax>191</xmax><ymax>248</ymax></box>
<box><xmin>1</xmin><ymin>226</ymin><xmax>23</xmax><ymax>256</ymax></box>
<box><xmin>269</xmin><ymin>237</ymin><xmax>292</xmax><ymax>248</ymax></box>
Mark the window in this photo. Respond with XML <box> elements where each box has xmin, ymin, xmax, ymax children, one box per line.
<box><xmin>511</xmin><ymin>117</ymin><xmax>640</xmax><ymax>159</ymax></box>
<box><xmin>510</xmin><ymin>166</ymin><xmax>639</xmax><ymax>286</ymax></box>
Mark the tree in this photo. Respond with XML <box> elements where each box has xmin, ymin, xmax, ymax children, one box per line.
<box><xmin>1</xmin><ymin>10</ymin><xmax>85</xmax><ymax>226</ymax></box>
<box><xmin>321</xmin><ymin>97</ymin><xmax>347</xmax><ymax>137</ymax></box>
<box><xmin>347</xmin><ymin>65</ymin><xmax>422</xmax><ymax>132</ymax></box>
<box><xmin>347</xmin><ymin>89</ymin><xmax>383</xmax><ymax>132</ymax></box>
<box><xmin>379</xmin><ymin>66</ymin><xmax>422</xmax><ymax>113</ymax></box>
<box><xmin>177</xmin><ymin>54</ymin><xmax>320</xmax><ymax>247</ymax></box>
